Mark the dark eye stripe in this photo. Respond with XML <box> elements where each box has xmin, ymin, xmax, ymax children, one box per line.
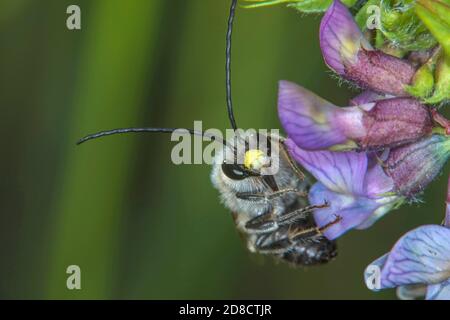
<box><xmin>222</xmin><ymin>163</ymin><xmax>248</xmax><ymax>180</ymax></box>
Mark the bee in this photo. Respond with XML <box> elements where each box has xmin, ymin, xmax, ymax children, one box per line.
<box><xmin>77</xmin><ymin>0</ymin><xmax>339</xmax><ymax>266</ymax></box>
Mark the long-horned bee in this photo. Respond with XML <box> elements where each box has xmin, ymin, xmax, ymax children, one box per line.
<box><xmin>77</xmin><ymin>0</ymin><xmax>339</xmax><ymax>266</ymax></box>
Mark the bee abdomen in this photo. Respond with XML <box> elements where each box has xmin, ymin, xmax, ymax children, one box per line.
<box><xmin>281</xmin><ymin>237</ymin><xmax>338</xmax><ymax>266</ymax></box>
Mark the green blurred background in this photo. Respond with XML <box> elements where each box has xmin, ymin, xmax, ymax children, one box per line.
<box><xmin>0</xmin><ymin>0</ymin><xmax>447</xmax><ymax>299</ymax></box>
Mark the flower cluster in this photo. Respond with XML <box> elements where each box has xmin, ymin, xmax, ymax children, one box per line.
<box><xmin>273</xmin><ymin>0</ymin><xmax>450</xmax><ymax>299</ymax></box>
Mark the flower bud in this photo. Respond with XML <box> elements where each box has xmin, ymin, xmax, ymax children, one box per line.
<box><xmin>384</xmin><ymin>134</ymin><xmax>450</xmax><ymax>196</ymax></box>
<box><xmin>358</xmin><ymin>98</ymin><xmax>433</xmax><ymax>150</ymax></box>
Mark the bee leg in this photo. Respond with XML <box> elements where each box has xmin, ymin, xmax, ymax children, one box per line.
<box><xmin>252</xmin><ymin>222</ymin><xmax>336</xmax><ymax>255</ymax></box>
<box><xmin>280</xmin><ymin>139</ymin><xmax>305</xmax><ymax>180</ymax></box>
<box><xmin>266</xmin><ymin>188</ymin><xmax>307</xmax><ymax>200</ymax></box>
<box><xmin>253</xmin><ymin>234</ymin><xmax>292</xmax><ymax>255</ymax></box>
<box><xmin>244</xmin><ymin>201</ymin><xmax>329</xmax><ymax>234</ymax></box>
<box><xmin>276</xmin><ymin>201</ymin><xmax>329</xmax><ymax>226</ymax></box>
<box><xmin>288</xmin><ymin>214</ymin><xmax>342</xmax><ymax>241</ymax></box>
<box><xmin>236</xmin><ymin>188</ymin><xmax>306</xmax><ymax>202</ymax></box>
<box><xmin>236</xmin><ymin>192</ymin><xmax>267</xmax><ymax>201</ymax></box>
<box><xmin>244</xmin><ymin>211</ymin><xmax>278</xmax><ymax>234</ymax></box>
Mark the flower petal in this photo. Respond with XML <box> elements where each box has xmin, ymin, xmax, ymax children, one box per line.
<box><xmin>364</xmin><ymin>254</ymin><xmax>388</xmax><ymax>291</ymax></box>
<box><xmin>378</xmin><ymin>225</ymin><xmax>450</xmax><ymax>288</ymax></box>
<box><xmin>354</xmin><ymin>199</ymin><xmax>398</xmax><ymax>230</ymax></box>
<box><xmin>364</xmin><ymin>158</ymin><xmax>395</xmax><ymax>197</ymax></box>
<box><xmin>396</xmin><ymin>284</ymin><xmax>428</xmax><ymax>300</ymax></box>
<box><xmin>320</xmin><ymin>0</ymin><xmax>370</xmax><ymax>74</ymax></box>
<box><xmin>370</xmin><ymin>253</ymin><xmax>389</xmax><ymax>269</ymax></box>
<box><xmin>285</xmin><ymin>140</ymin><xmax>367</xmax><ymax>194</ymax></box>
<box><xmin>426</xmin><ymin>279</ymin><xmax>450</xmax><ymax>300</ymax></box>
<box><xmin>277</xmin><ymin>81</ymin><xmax>350</xmax><ymax>150</ymax></box>
<box><xmin>349</xmin><ymin>90</ymin><xmax>386</xmax><ymax>106</ymax></box>
<box><xmin>310</xmin><ymin>182</ymin><xmax>380</xmax><ymax>239</ymax></box>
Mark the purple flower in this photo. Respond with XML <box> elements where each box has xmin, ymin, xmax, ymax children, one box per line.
<box><xmin>285</xmin><ymin>140</ymin><xmax>402</xmax><ymax>239</ymax></box>
<box><xmin>384</xmin><ymin>134</ymin><xmax>450</xmax><ymax>196</ymax></box>
<box><xmin>349</xmin><ymin>90</ymin><xmax>385</xmax><ymax>106</ymax></box>
<box><xmin>320</xmin><ymin>0</ymin><xmax>416</xmax><ymax>96</ymax></box>
<box><xmin>364</xmin><ymin>177</ymin><xmax>450</xmax><ymax>300</ymax></box>
<box><xmin>285</xmin><ymin>134</ymin><xmax>450</xmax><ymax>239</ymax></box>
<box><xmin>278</xmin><ymin>80</ymin><xmax>433</xmax><ymax>151</ymax></box>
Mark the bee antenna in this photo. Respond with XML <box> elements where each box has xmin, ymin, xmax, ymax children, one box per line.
<box><xmin>226</xmin><ymin>0</ymin><xmax>238</xmax><ymax>131</ymax></box>
<box><xmin>76</xmin><ymin>127</ymin><xmax>231</xmax><ymax>149</ymax></box>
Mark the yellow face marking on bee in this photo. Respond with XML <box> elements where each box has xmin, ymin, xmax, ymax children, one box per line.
<box><xmin>244</xmin><ymin>149</ymin><xmax>265</xmax><ymax>170</ymax></box>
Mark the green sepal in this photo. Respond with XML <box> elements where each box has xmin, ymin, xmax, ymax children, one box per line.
<box><xmin>406</xmin><ymin>61</ymin><xmax>435</xmax><ymax>98</ymax></box>
<box><xmin>424</xmin><ymin>54</ymin><xmax>450</xmax><ymax>104</ymax></box>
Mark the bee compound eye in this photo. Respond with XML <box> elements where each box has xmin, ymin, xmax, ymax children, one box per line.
<box><xmin>221</xmin><ymin>163</ymin><xmax>248</xmax><ymax>180</ymax></box>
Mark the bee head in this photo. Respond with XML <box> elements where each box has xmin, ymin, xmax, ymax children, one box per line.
<box><xmin>220</xmin><ymin>150</ymin><xmax>270</xmax><ymax>182</ymax></box>
<box><xmin>219</xmin><ymin>131</ymin><xmax>276</xmax><ymax>182</ymax></box>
